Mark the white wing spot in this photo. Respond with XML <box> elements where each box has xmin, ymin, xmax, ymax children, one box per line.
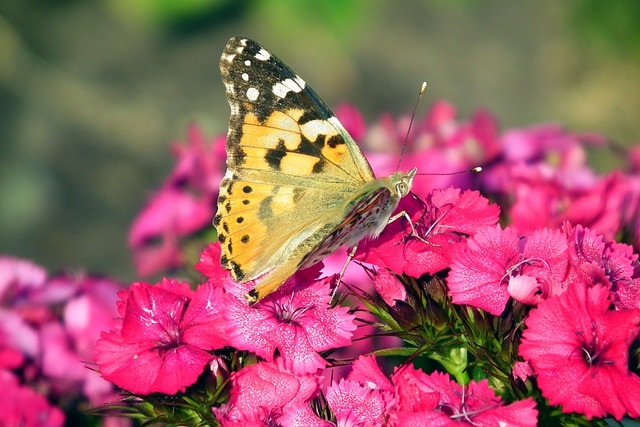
<box><xmin>221</xmin><ymin>53</ymin><xmax>235</xmax><ymax>63</ymax></box>
<box><xmin>294</xmin><ymin>75</ymin><xmax>306</xmax><ymax>89</ymax></box>
<box><xmin>247</xmin><ymin>87</ymin><xmax>259</xmax><ymax>101</ymax></box>
<box><xmin>328</xmin><ymin>116</ymin><xmax>346</xmax><ymax>132</ymax></box>
<box><xmin>244</xmin><ymin>60</ymin><xmax>251</xmax><ymax>66</ymax></box>
<box><xmin>241</xmin><ymin>73</ymin><xmax>249</xmax><ymax>81</ymax></box>
<box><xmin>255</xmin><ymin>48</ymin><xmax>271</xmax><ymax>61</ymax></box>
<box><xmin>272</xmin><ymin>78</ymin><xmax>304</xmax><ymax>98</ymax></box>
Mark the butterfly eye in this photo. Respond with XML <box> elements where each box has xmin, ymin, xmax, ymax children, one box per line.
<box><xmin>396</xmin><ymin>182</ymin><xmax>408</xmax><ymax>196</ymax></box>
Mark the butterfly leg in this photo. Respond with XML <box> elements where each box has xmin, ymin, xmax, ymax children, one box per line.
<box><xmin>388</xmin><ymin>211</ymin><xmax>430</xmax><ymax>244</ymax></box>
<box><xmin>331</xmin><ymin>245</ymin><xmax>359</xmax><ymax>301</ymax></box>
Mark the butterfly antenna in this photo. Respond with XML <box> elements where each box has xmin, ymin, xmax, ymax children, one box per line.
<box><xmin>417</xmin><ymin>166</ymin><xmax>483</xmax><ymax>176</ymax></box>
<box><xmin>397</xmin><ymin>82</ymin><xmax>428</xmax><ymax>172</ymax></box>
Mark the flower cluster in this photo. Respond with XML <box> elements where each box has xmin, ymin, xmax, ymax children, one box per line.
<box><xmin>5</xmin><ymin>100</ymin><xmax>640</xmax><ymax>426</ymax></box>
<box><xmin>0</xmin><ymin>256</ymin><xmax>129</xmax><ymax>426</ymax></box>
<box><xmin>94</xmin><ymin>101</ymin><xmax>640</xmax><ymax>426</ymax></box>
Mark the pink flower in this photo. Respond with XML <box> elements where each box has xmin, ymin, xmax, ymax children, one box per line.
<box><xmin>128</xmin><ymin>126</ymin><xmax>226</xmax><ymax>277</ymax></box>
<box><xmin>356</xmin><ymin>188</ymin><xmax>499</xmax><ymax>278</ymax></box>
<box><xmin>0</xmin><ymin>310</ymin><xmax>38</xmax><ymax>370</ymax></box>
<box><xmin>363</xmin><ymin>101</ymin><xmax>500</xmax><ymax>199</ymax></box>
<box><xmin>194</xmin><ymin>242</ymin><xmax>233</xmax><ymax>284</ymax></box>
<box><xmin>214</xmin><ymin>359</ymin><xmax>324</xmax><ymax>426</ymax></box>
<box><xmin>0</xmin><ymin>256</ymin><xmax>47</xmax><ymax>303</ymax></box>
<box><xmin>505</xmin><ymin>228</ymin><xmax>568</xmax><ymax>305</ymax></box>
<box><xmin>0</xmin><ymin>370</ymin><xmax>65</xmax><ymax>427</ymax></box>
<box><xmin>512</xmin><ymin>361</ymin><xmax>534</xmax><ymax>383</ymax></box>
<box><xmin>519</xmin><ymin>282</ymin><xmax>640</xmax><ymax>420</ymax></box>
<box><xmin>326</xmin><ymin>379</ymin><xmax>387</xmax><ymax>426</ymax></box>
<box><xmin>347</xmin><ymin>355</ymin><xmax>394</xmax><ymax>394</ymax></box>
<box><xmin>564</xmin><ymin>223</ymin><xmax>640</xmax><ymax>310</ymax></box>
<box><xmin>335</xmin><ymin>103</ymin><xmax>367</xmax><ymax>142</ymax></box>
<box><xmin>323</xmin><ymin>356</ymin><xmax>394</xmax><ymax>426</ymax></box>
<box><xmin>389</xmin><ymin>367</ymin><xmax>538</xmax><ymax>426</ymax></box>
<box><xmin>129</xmin><ymin>189</ymin><xmax>213</xmax><ymax>276</ymax></box>
<box><xmin>224</xmin><ymin>266</ymin><xmax>356</xmax><ymax>374</ymax></box>
<box><xmin>448</xmin><ymin>225</ymin><xmax>568</xmax><ymax>315</ymax></box>
<box><xmin>95</xmin><ymin>279</ymin><xmax>228</xmax><ymax>394</ymax></box>
<box><xmin>373</xmin><ymin>268</ymin><xmax>406</xmax><ymax>306</ymax></box>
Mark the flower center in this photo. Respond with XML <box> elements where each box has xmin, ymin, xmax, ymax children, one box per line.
<box><xmin>271</xmin><ymin>294</ymin><xmax>310</xmax><ymax>324</ymax></box>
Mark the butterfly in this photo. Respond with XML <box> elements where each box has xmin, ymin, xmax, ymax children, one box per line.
<box><xmin>215</xmin><ymin>36</ymin><xmax>416</xmax><ymax>305</ymax></box>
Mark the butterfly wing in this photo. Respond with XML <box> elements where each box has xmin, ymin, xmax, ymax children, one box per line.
<box><xmin>215</xmin><ymin>37</ymin><xmax>376</xmax><ymax>297</ymax></box>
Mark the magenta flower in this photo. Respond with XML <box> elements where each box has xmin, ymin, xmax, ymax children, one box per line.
<box><xmin>483</xmin><ymin>124</ymin><xmax>629</xmax><ymax>242</ymax></box>
<box><xmin>363</xmin><ymin>101</ymin><xmax>501</xmax><ymax>199</ymax></box>
<box><xmin>194</xmin><ymin>242</ymin><xmax>234</xmax><ymax>284</ymax></box>
<box><xmin>373</xmin><ymin>268</ymin><xmax>407</xmax><ymax>307</ymax></box>
<box><xmin>389</xmin><ymin>367</ymin><xmax>538</xmax><ymax>426</ymax></box>
<box><xmin>129</xmin><ymin>189</ymin><xmax>214</xmax><ymax>276</ymax></box>
<box><xmin>335</xmin><ymin>103</ymin><xmax>367</xmax><ymax>142</ymax></box>
<box><xmin>214</xmin><ymin>358</ymin><xmax>324</xmax><ymax>426</ymax></box>
<box><xmin>357</xmin><ymin>188</ymin><xmax>499</xmax><ymax>278</ymax></box>
<box><xmin>322</xmin><ymin>356</ymin><xmax>394</xmax><ymax>426</ymax></box>
<box><xmin>325</xmin><ymin>379</ymin><xmax>387</xmax><ymax>426</ymax></box>
<box><xmin>520</xmin><ymin>282</ymin><xmax>640</xmax><ymax>420</ymax></box>
<box><xmin>0</xmin><ymin>370</ymin><xmax>65</xmax><ymax>427</ymax></box>
<box><xmin>224</xmin><ymin>266</ymin><xmax>356</xmax><ymax>374</ymax></box>
<box><xmin>448</xmin><ymin>225</ymin><xmax>568</xmax><ymax>315</ymax></box>
<box><xmin>128</xmin><ymin>126</ymin><xmax>226</xmax><ymax>276</ymax></box>
<box><xmin>95</xmin><ymin>278</ymin><xmax>228</xmax><ymax>394</ymax></box>
<box><xmin>564</xmin><ymin>223</ymin><xmax>640</xmax><ymax>310</ymax></box>
<box><xmin>0</xmin><ymin>256</ymin><xmax>48</xmax><ymax>303</ymax></box>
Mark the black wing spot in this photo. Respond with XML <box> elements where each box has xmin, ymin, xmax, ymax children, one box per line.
<box><xmin>327</xmin><ymin>135</ymin><xmax>344</xmax><ymax>148</ymax></box>
<box><xmin>223</xmin><ymin>222</ymin><xmax>230</xmax><ymax>233</ymax></box>
<box><xmin>265</xmin><ymin>141</ymin><xmax>287</xmax><ymax>171</ymax></box>
<box><xmin>225</xmin><ymin>202</ymin><xmax>232</xmax><ymax>213</ymax></box>
<box><xmin>312</xmin><ymin>160</ymin><xmax>326</xmax><ymax>173</ymax></box>
<box><xmin>242</xmin><ymin>199</ymin><xmax>251</xmax><ymax>205</ymax></box>
<box><xmin>242</xmin><ymin>185</ymin><xmax>253</xmax><ymax>193</ymax></box>
<box><xmin>236</xmin><ymin>216</ymin><xmax>245</xmax><ymax>223</ymax></box>
<box><xmin>230</xmin><ymin>261</ymin><xmax>243</xmax><ymax>280</ymax></box>
<box><xmin>213</xmin><ymin>214</ymin><xmax>222</xmax><ymax>226</ymax></box>
<box><xmin>241</xmin><ymin>234</ymin><xmax>250</xmax><ymax>244</ymax></box>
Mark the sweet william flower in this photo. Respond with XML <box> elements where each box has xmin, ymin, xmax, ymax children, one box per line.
<box><xmin>0</xmin><ymin>370</ymin><xmax>65</xmax><ymax>427</ymax></box>
<box><xmin>325</xmin><ymin>379</ymin><xmax>387</xmax><ymax>427</ymax></box>
<box><xmin>356</xmin><ymin>188</ymin><xmax>499</xmax><ymax>278</ymax></box>
<box><xmin>214</xmin><ymin>358</ymin><xmax>324</xmax><ymax>426</ymax></box>
<box><xmin>95</xmin><ymin>278</ymin><xmax>228</xmax><ymax>395</ymax></box>
<box><xmin>564</xmin><ymin>223</ymin><xmax>640</xmax><ymax>310</ymax></box>
<box><xmin>389</xmin><ymin>367</ymin><xmax>538</xmax><ymax>426</ymax></box>
<box><xmin>373</xmin><ymin>268</ymin><xmax>406</xmax><ymax>307</ymax></box>
<box><xmin>363</xmin><ymin>101</ymin><xmax>501</xmax><ymax>199</ymax></box>
<box><xmin>519</xmin><ymin>282</ymin><xmax>640</xmax><ymax>420</ymax></box>
<box><xmin>224</xmin><ymin>265</ymin><xmax>356</xmax><ymax>374</ymax></box>
<box><xmin>448</xmin><ymin>225</ymin><xmax>568</xmax><ymax>315</ymax></box>
<box><xmin>195</xmin><ymin>242</ymin><xmax>234</xmax><ymax>285</ymax></box>
<box><xmin>321</xmin><ymin>356</ymin><xmax>394</xmax><ymax>427</ymax></box>
<box><xmin>129</xmin><ymin>126</ymin><xmax>226</xmax><ymax>277</ymax></box>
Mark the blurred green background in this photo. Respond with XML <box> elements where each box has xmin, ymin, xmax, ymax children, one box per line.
<box><xmin>1</xmin><ymin>0</ymin><xmax>639</xmax><ymax>283</ymax></box>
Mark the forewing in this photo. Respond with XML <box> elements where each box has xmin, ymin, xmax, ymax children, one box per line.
<box><xmin>216</xmin><ymin>36</ymin><xmax>375</xmax><ymax>283</ymax></box>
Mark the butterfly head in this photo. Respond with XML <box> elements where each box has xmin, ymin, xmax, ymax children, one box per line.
<box><xmin>393</xmin><ymin>167</ymin><xmax>417</xmax><ymax>198</ymax></box>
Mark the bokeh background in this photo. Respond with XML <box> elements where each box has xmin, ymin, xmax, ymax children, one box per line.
<box><xmin>1</xmin><ymin>0</ymin><xmax>639</xmax><ymax>283</ymax></box>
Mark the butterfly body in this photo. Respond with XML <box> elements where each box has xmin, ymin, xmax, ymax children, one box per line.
<box><xmin>215</xmin><ymin>37</ymin><xmax>415</xmax><ymax>304</ymax></box>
